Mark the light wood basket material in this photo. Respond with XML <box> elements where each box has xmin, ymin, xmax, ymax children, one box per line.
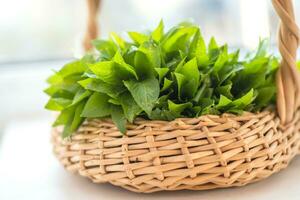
<box><xmin>52</xmin><ymin>110</ymin><xmax>300</xmax><ymax>193</ymax></box>
<box><xmin>52</xmin><ymin>0</ymin><xmax>300</xmax><ymax>193</ymax></box>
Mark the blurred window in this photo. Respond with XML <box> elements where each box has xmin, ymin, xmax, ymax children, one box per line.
<box><xmin>0</xmin><ymin>0</ymin><xmax>299</xmax><ymax>64</ymax></box>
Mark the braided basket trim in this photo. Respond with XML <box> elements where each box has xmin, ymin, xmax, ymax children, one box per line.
<box><xmin>272</xmin><ymin>0</ymin><xmax>300</xmax><ymax>123</ymax></box>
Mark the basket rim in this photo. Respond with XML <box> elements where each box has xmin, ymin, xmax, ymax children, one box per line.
<box><xmin>82</xmin><ymin>108</ymin><xmax>275</xmax><ymax>126</ymax></box>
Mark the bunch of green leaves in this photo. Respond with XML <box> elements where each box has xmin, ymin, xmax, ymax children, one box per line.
<box><xmin>45</xmin><ymin>20</ymin><xmax>279</xmax><ymax>138</ymax></box>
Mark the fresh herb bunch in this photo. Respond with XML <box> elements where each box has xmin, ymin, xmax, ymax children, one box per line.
<box><xmin>45</xmin><ymin>20</ymin><xmax>279</xmax><ymax>138</ymax></box>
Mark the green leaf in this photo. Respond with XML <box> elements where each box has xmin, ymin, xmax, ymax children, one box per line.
<box><xmin>62</xmin><ymin>101</ymin><xmax>86</xmax><ymax>138</ymax></box>
<box><xmin>88</xmin><ymin>60</ymin><xmax>137</xmax><ymax>85</ymax></box>
<box><xmin>47</xmin><ymin>72</ymin><xmax>63</xmax><ymax>84</ymax></box>
<box><xmin>179</xmin><ymin>58</ymin><xmax>199</xmax><ymax>83</ymax></box>
<box><xmin>134</xmin><ymin>51</ymin><xmax>153</xmax><ymax>79</ymax></box>
<box><xmin>232</xmin><ymin>89</ymin><xmax>254</xmax><ymax>109</ymax></box>
<box><xmin>218</xmin><ymin>64</ymin><xmax>243</xmax><ymax>86</ymax></box>
<box><xmin>176</xmin><ymin>58</ymin><xmax>200</xmax><ymax>98</ymax></box>
<box><xmin>71</xmin><ymin>88</ymin><xmax>91</xmax><ymax>106</ymax></box>
<box><xmin>193</xmin><ymin>84</ymin><xmax>206</xmax><ymax>103</ymax></box>
<box><xmin>174</xmin><ymin>72</ymin><xmax>186</xmax><ymax>99</ymax></box>
<box><xmin>155</xmin><ymin>67</ymin><xmax>169</xmax><ymax>82</ymax></box>
<box><xmin>53</xmin><ymin>106</ymin><xmax>75</xmax><ymax>127</ymax></box>
<box><xmin>128</xmin><ymin>32</ymin><xmax>149</xmax><ymax>45</ymax></box>
<box><xmin>122</xmin><ymin>46</ymin><xmax>137</xmax><ymax>66</ymax></box>
<box><xmin>198</xmin><ymin>98</ymin><xmax>217</xmax><ymax>115</ymax></box>
<box><xmin>134</xmin><ymin>41</ymin><xmax>161</xmax><ymax>79</ymax></box>
<box><xmin>44</xmin><ymin>86</ymin><xmax>74</xmax><ymax>99</ymax></box>
<box><xmin>92</xmin><ymin>39</ymin><xmax>117</xmax><ymax>59</ymax></box>
<box><xmin>45</xmin><ymin>98</ymin><xmax>72</xmax><ymax>111</ymax></box>
<box><xmin>216</xmin><ymin>84</ymin><xmax>233</xmax><ymax>99</ymax></box>
<box><xmin>62</xmin><ymin>116</ymin><xmax>73</xmax><ymax>138</ymax></box>
<box><xmin>119</xmin><ymin>92</ymin><xmax>142</xmax><ymax>123</ymax></box>
<box><xmin>88</xmin><ymin>61</ymin><xmax>114</xmax><ymax>84</ymax></box>
<box><xmin>155</xmin><ymin>94</ymin><xmax>169</xmax><ymax>108</ymax></box>
<box><xmin>110</xmin><ymin>32</ymin><xmax>126</xmax><ymax>49</ymax></box>
<box><xmin>216</xmin><ymin>95</ymin><xmax>232</xmax><ymax>109</ymax></box>
<box><xmin>227</xmin><ymin>109</ymin><xmax>243</xmax><ymax>115</ymax></box>
<box><xmin>85</xmin><ymin>79</ymin><xmax>126</xmax><ymax>99</ymax></box>
<box><xmin>108</xmin><ymin>98</ymin><xmax>121</xmax><ymax>105</ymax></box>
<box><xmin>214</xmin><ymin>45</ymin><xmax>228</xmax><ymax>73</ymax></box>
<box><xmin>81</xmin><ymin>92</ymin><xmax>111</xmax><ymax>118</ymax></box>
<box><xmin>189</xmin><ymin>30</ymin><xmax>209</xmax><ymax>66</ymax></box>
<box><xmin>69</xmin><ymin>102</ymin><xmax>86</xmax><ymax>134</ymax></box>
<box><xmin>152</xmin><ymin>20</ymin><xmax>164</xmax><ymax>42</ymax></box>
<box><xmin>161</xmin><ymin>78</ymin><xmax>173</xmax><ymax>92</ymax></box>
<box><xmin>255</xmin><ymin>39</ymin><xmax>269</xmax><ymax>58</ymax></box>
<box><xmin>208</xmin><ymin>37</ymin><xmax>218</xmax><ymax>52</ymax></box>
<box><xmin>113</xmin><ymin>51</ymin><xmax>138</xmax><ymax>79</ymax></box>
<box><xmin>255</xmin><ymin>86</ymin><xmax>276</xmax><ymax>108</ymax></box>
<box><xmin>46</xmin><ymin>81</ymin><xmax>80</xmax><ymax>95</ymax></box>
<box><xmin>150</xmin><ymin>108</ymin><xmax>177</xmax><ymax>121</ymax></box>
<box><xmin>174</xmin><ymin>58</ymin><xmax>186</xmax><ymax>72</ymax></box>
<box><xmin>208</xmin><ymin>37</ymin><xmax>219</xmax><ymax>61</ymax></box>
<box><xmin>138</xmin><ymin>41</ymin><xmax>161</xmax><ymax>69</ymax></box>
<box><xmin>244</xmin><ymin>57</ymin><xmax>269</xmax><ymax>73</ymax></box>
<box><xmin>78</xmin><ymin>78</ymin><xmax>92</xmax><ymax>88</ymax></box>
<box><xmin>232</xmin><ymin>60</ymin><xmax>268</xmax><ymax>95</ymax></box>
<box><xmin>59</xmin><ymin>60</ymin><xmax>87</xmax><ymax>78</ymax></box>
<box><xmin>168</xmin><ymin>100</ymin><xmax>192</xmax><ymax>117</ymax></box>
<box><xmin>124</xmin><ymin>78</ymin><xmax>159</xmax><ymax>115</ymax></box>
<box><xmin>111</xmin><ymin>105</ymin><xmax>127</xmax><ymax>134</ymax></box>
<box><xmin>162</xmin><ymin>25</ymin><xmax>198</xmax><ymax>53</ymax></box>
<box><xmin>228</xmin><ymin>50</ymin><xmax>240</xmax><ymax>64</ymax></box>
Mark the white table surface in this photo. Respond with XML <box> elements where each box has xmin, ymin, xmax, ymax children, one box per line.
<box><xmin>0</xmin><ymin>117</ymin><xmax>300</xmax><ymax>200</ymax></box>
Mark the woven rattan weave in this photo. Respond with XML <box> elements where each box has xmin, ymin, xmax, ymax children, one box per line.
<box><xmin>51</xmin><ymin>0</ymin><xmax>300</xmax><ymax>193</ymax></box>
<box><xmin>52</xmin><ymin>110</ymin><xmax>300</xmax><ymax>193</ymax></box>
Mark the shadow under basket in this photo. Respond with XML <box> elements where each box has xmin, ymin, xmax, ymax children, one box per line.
<box><xmin>52</xmin><ymin>109</ymin><xmax>300</xmax><ymax>193</ymax></box>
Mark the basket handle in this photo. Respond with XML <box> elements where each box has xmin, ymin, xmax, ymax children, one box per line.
<box><xmin>272</xmin><ymin>0</ymin><xmax>300</xmax><ymax>124</ymax></box>
<box><xmin>83</xmin><ymin>0</ymin><xmax>300</xmax><ymax>124</ymax></box>
<box><xmin>83</xmin><ymin>0</ymin><xmax>101</xmax><ymax>51</ymax></box>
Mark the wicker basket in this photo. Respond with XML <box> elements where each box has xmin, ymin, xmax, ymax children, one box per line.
<box><xmin>52</xmin><ymin>0</ymin><xmax>300</xmax><ymax>193</ymax></box>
